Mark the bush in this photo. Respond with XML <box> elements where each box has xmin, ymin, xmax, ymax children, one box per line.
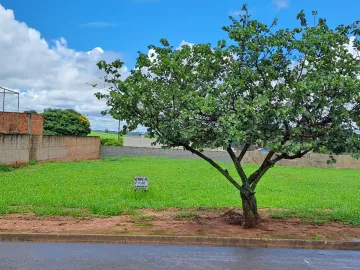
<box><xmin>42</xmin><ymin>108</ymin><xmax>91</xmax><ymax>136</ymax></box>
<box><xmin>29</xmin><ymin>158</ymin><xmax>38</xmax><ymax>166</ymax></box>
<box><xmin>100</xmin><ymin>137</ymin><xmax>123</xmax><ymax>146</ymax></box>
<box><xmin>0</xmin><ymin>165</ymin><xmax>15</xmax><ymax>173</ymax></box>
<box><xmin>104</xmin><ymin>140</ymin><xmax>122</xmax><ymax>146</ymax></box>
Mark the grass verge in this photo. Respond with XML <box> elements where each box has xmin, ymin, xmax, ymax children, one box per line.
<box><xmin>0</xmin><ymin>157</ymin><xmax>359</xmax><ymax>225</ymax></box>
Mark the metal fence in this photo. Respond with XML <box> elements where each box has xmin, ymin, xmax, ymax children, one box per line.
<box><xmin>1</xmin><ymin>87</ymin><xmax>19</xmax><ymax>113</ymax></box>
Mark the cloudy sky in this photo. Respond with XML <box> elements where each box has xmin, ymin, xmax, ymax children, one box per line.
<box><xmin>0</xmin><ymin>0</ymin><xmax>358</xmax><ymax>131</ymax></box>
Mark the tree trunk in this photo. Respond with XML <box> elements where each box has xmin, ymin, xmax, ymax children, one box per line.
<box><xmin>240</xmin><ymin>189</ymin><xmax>260</xmax><ymax>228</ymax></box>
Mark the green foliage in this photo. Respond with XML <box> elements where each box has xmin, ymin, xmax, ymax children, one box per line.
<box><xmin>42</xmin><ymin>108</ymin><xmax>91</xmax><ymax>136</ymax></box>
<box><xmin>100</xmin><ymin>137</ymin><xmax>123</xmax><ymax>146</ymax></box>
<box><xmin>29</xmin><ymin>158</ymin><xmax>37</xmax><ymax>166</ymax></box>
<box><xmin>95</xmin><ymin>11</ymin><xmax>360</xmax><ymax>158</ymax></box>
<box><xmin>23</xmin><ymin>110</ymin><xmax>38</xmax><ymax>114</ymax></box>
<box><xmin>94</xmin><ymin>7</ymin><xmax>360</xmax><ymax>218</ymax></box>
<box><xmin>0</xmin><ymin>165</ymin><xmax>14</xmax><ymax>173</ymax></box>
<box><xmin>89</xmin><ymin>131</ymin><xmax>123</xmax><ymax>146</ymax></box>
<box><xmin>311</xmin><ymin>234</ymin><xmax>321</xmax><ymax>240</ymax></box>
<box><xmin>0</xmin><ymin>157</ymin><xmax>359</xmax><ymax>225</ymax></box>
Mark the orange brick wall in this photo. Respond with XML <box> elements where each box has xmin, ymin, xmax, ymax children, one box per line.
<box><xmin>29</xmin><ymin>114</ymin><xmax>43</xmax><ymax>134</ymax></box>
<box><xmin>0</xmin><ymin>112</ymin><xmax>43</xmax><ymax>135</ymax></box>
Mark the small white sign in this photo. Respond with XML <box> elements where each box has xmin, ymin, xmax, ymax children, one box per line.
<box><xmin>134</xmin><ymin>176</ymin><xmax>148</xmax><ymax>191</ymax></box>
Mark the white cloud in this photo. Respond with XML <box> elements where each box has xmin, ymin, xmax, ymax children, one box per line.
<box><xmin>148</xmin><ymin>48</ymin><xmax>158</xmax><ymax>63</ymax></box>
<box><xmin>272</xmin><ymin>0</ymin><xmax>289</xmax><ymax>11</ymax></box>
<box><xmin>0</xmin><ymin>4</ymin><xmax>130</xmax><ymax>131</ymax></box>
<box><xmin>0</xmin><ymin>4</ymin><xmax>195</xmax><ymax>132</ymax></box>
<box><xmin>176</xmin><ymin>40</ymin><xmax>194</xmax><ymax>50</ymax></box>
<box><xmin>147</xmin><ymin>40</ymin><xmax>194</xmax><ymax>63</ymax></box>
<box><xmin>345</xmin><ymin>36</ymin><xmax>360</xmax><ymax>59</ymax></box>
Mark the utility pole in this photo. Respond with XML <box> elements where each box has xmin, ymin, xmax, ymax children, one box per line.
<box><xmin>2</xmin><ymin>88</ymin><xmax>5</xmax><ymax>112</ymax></box>
<box><xmin>118</xmin><ymin>118</ymin><xmax>121</xmax><ymax>142</ymax></box>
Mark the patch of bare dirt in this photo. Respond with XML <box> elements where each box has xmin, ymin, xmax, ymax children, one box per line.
<box><xmin>0</xmin><ymin>208</ymin><xmax>359</xmax><ymax>241</ymax></box>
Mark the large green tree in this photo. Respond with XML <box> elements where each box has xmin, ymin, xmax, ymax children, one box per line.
<box><xmin>95</xmin><ymin>7</ymin><xmax>360</xmax><ymax>228</ymax></box>
<box><xmin>43</xmin><ymin>108</ymin><xmax>91</xmax><ymax>136</ymax></box>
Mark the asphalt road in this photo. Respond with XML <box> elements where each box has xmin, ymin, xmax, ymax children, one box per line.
<box><xmin>0</xmin><ymin>242</ymin><xmax>359</xmax><ymax>270</ymax></box>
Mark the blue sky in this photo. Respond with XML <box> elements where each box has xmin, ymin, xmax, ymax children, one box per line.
<box><xmin>0</xmin><ymin>0</ymin><xmax>359</xmax><ymax>130</ymax></box>
<box><xmin>2</xmin><ymin>0</ymin><xmax>359</xmax><ymax>67</ymax></box>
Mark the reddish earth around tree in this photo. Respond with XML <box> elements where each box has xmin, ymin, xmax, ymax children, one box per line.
<box><xmin>0</xmin><ymin>208</ymin><xmax>359</xmax><ymax>241</ymax></box>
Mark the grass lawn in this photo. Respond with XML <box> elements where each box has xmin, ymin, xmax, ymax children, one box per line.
<box><xmin>88</xmin><ymin>131</ymin><xmax>119</xmax><ymax>140</ymax></box>
<box><xmin>0</xmin><ymin>157</ymin><xmax>359</xmax><ymax>225</ymax></box>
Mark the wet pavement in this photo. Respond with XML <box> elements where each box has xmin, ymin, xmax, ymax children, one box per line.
<box><xmin>0</xmin><ymin>242</ymin><xmax>359</xmax><ymax>269</ymax></box>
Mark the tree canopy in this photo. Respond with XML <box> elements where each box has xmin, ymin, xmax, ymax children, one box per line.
<box><xmin>94</xmin><ymin>6</ymin><xmax>360</xmax><ymax>228</ymax></box>
<box><xmin>23</xmin><ymin>110</ymin><xmax>38</xmax><ymax>114</ymax></box>
<box><xmin>43</xmin><ymin>108</ymin><xmax>91</xmax><ymax>136</ymax></box>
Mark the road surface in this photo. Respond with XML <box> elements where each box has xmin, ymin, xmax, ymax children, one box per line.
<box><xmin>0</xmin><ymin>242</ymin><xmax>359</xmax><ymax>269</ymax></box>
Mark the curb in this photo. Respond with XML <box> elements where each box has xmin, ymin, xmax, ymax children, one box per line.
<box><xmin>0</xmin><ymin>233</ymin><xmax>359</xmax><ymax>250</ymax></box>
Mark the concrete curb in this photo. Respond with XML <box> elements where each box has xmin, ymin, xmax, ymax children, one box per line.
<box><xmin>0</xmin><ymin>233</ymin><xmax>359</xmax><ymax>250</ymax></box>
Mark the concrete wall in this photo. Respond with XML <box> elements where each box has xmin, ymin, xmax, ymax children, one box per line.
<box><xmin>101</xmin><ymin>146</ymin><xmax>360</xmax><ymax>169</ymax></box>
<box><xmin>123</xmin><ymin>136</ymin><xmax>223</xmax><ymax>151</ymax></box>
<box><xmin>0</xmin><ymin>112</ymin><xmax>43</xmax><ymax>135</ymax></box>
<box><xmin>30</xmin><ymin>136</ymin><xmax>100</xmax><ymax>163</ymax></box>
<box><xmin>0</xmin><ymin>134</ymin><xmax>30</xmax><ymax>166</ymax></box>
<box><xmin>0</xmin><ymin>134</ymin><xmax>100</xmax><ymax>166</ymax></box>
<box><xmin>124</xmin><ymin>137</ymin><xmax>161</xmax><ymax>148</ymax></box>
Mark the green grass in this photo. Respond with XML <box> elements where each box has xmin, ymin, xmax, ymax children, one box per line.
<box><xmin>270</xmin><ymin>208</ymin><xmax>360</xmax><ymax>226</ymax></box>
<box><xmin>133</xmin><ymin>215</ymin><xmax>157</xmax><ymax>221</ymax></box>
<box><xmin>88</xmin><ymin>131</ymin><xmax>119</xmax><ymax>140</ymax></box>
<box><xmin>0</xmin><ymin>157</ymin><xmax>359</xmax><ymax>225</ymax></box>
<box><xmin>133</xmin><ymin>221</ymin><xmax>153</xmax><ymax>227</ymax></box>
<box><xmin>89</xmin><ymin>131</ymin><xmax>123</xmax><ymax>146</ymax></box>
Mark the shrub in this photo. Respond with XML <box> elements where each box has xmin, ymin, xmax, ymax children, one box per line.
<box><xmin>100</xmin><ymin>137</ymin><xmax>123</xmax><ymax>146</ymax></box>
<box><xmin>29</xmin><ymin>158</ymin><xmax>38</xmax><ymax>166</ymax></box>
<box><xmin>42</xmin><ymin>108</ymin><xmax>91</xmax><ymax>136</ymax></box>
<box><xmin>0</xmin><ymin>165</ymin><xmax>15</xmax><ymax>173</ymax></box>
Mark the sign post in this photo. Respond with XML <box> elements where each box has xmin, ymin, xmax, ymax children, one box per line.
<box><xmin>134</xmin><ymin>176</ymin><xmax>148</xmax><ymax>191</ymax></box>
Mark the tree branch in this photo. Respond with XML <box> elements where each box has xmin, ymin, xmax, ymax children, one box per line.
<box><xmin>248</xmin><ymin>151</ymin><xmax>276</xmax><ymax>190</ymax></box>
<box><xmin>227</xmin><ymin>145</ymin><xmax>248</xmax><ymax>185</ymax></box>
<box><xmin>181</xmin><ymin>144</ymin><xmax>242</xmax><ymax>190</ymax></box>
<box><xmin>270</xmin><ymin>148</ymin><xmax>312</xmax><ymax>164</ymax></box>
<box><xmin>282</xmin><ymin>120</ymin><xmax>291</xmax><ymax>144</ymax></box>
<box><xmin>248</xmin><ymin>126</ymin><xmax>312</xmax><ymax>188</ymax></box>
<box><xmin>238</xmin><ymin>143</ymin><xmax>251</xmax><ymax>161</ymax></box>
